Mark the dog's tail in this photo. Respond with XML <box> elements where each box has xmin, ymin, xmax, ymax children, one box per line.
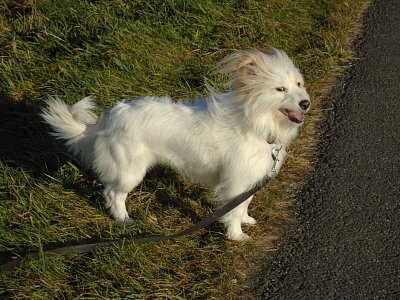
<box><xmin>41</xmin><ymin>96</ymin><xmax>98</xmax><ymax>167</ymax></box>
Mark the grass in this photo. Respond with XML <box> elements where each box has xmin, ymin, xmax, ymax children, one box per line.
<box><xmin>1</xmin><ymin>0</ymin><xmax>370</xmax><ymax>298</ymax></box>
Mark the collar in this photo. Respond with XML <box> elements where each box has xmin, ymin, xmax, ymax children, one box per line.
<box><xmin>265</xmin><ymin>136</ymin><xmax>276</xmax><ymax>144</ymax></box>
<box><xmin>267</xmin><ymin>137</ymin><xmax>276</xmax><ymax>144</ymax></box>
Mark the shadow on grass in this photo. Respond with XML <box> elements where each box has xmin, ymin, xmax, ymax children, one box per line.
<box><xmin>0</xmin><ymin>94</ymin><xmax>69</xmax><ymax>178</ymax></box>
<box><xmin>142</xmin><ymin>167</ymin><xmax>213</xmax><ymax>222</ymax></box>
<box><xmin>0</xmin><ymin>94</ymin><xmax>211</xmax><ymax>205</ymax></box>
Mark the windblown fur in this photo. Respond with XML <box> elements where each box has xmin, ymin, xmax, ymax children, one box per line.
<box><xmin>42</xmin><ymin>48</ymin><xmax>311</xmax><ymax>241</ymax></box>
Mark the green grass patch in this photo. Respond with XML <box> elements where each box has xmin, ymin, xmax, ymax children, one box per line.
<box><xmin>1</xmin><ymin>0</ymin><xmax>369</xmax><ymax>298</ymax></box>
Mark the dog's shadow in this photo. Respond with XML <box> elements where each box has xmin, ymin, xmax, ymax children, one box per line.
<box><xmin>0</xmin><ymin>95</ymin><xmax>69</xmax><ymax>178</ymax></box>
<box><xmin>0</xmin><ymin>95</ymin><xmax>213</xmax><ymax>227</ymax></box>
<box><xmin>140</xmin><ymin>167</ymin><xmax>214</xmax><ymax>223</ymax></box>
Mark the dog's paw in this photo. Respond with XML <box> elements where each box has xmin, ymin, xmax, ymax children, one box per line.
<box><xmin>227</xmin><ymin>231</ymin><xmax>251</xmax><ymax>241</ymax></box>
<box><xmin>242</xmin><ymin>215</ymin><xmax>257</xmax><ymax>225</ymax></box>
<box><xmin>115</xmin><ymin>217</ymin><xmax>134</xmax><ymax>226</ymax></box>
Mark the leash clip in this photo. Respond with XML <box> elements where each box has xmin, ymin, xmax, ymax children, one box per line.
<box><xmin>271</xmin><ymin>145</ymin><xmax>282</xmax><ymax>173</ymax></box>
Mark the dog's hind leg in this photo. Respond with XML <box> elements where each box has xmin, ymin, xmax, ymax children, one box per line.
<box><xmin>104</xmin><ymin>187</ymin><xmax>132</xmax><ymax>225</ymax></box>
<box><xmin>102</xmin><ymin>161</ymin><xmax>149</xmax><ymax>225</ymax></box>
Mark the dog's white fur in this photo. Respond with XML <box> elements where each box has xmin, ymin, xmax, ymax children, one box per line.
<box><xmin>42</xmin><ymin>48</ymin><xmax>310</xmax><ymax>241</ymax></box>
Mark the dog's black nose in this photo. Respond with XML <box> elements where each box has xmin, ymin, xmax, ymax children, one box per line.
<box><xmin>299</xmin><ymin>100</ymin><xmax>311</xmax><ymax>110</ymax></box>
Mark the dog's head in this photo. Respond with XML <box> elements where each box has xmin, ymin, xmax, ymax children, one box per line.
<box><xmin>217</xmin><ymin>48</ymin><xmax>311</xmax><ymax>127</ymax></box>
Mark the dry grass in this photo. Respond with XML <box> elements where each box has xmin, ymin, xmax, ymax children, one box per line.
<box><xmin>0</xmin><ymin>0</ymin><xmax>370</xmax><ymax>298</ymax></box>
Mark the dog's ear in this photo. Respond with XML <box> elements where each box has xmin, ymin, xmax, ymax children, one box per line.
<box><xmin>216</xmin><ymin>49</ymin><xmax>265</xmax><ymax>75</ymax></box>
<box><xmin>215</xmin><ymin>49</ymin><xmax>268</xmax><ymax>90</ymax></box>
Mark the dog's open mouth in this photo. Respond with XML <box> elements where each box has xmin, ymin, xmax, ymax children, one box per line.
<box><xmin>279</xmin><ymin>109</ymin><xmax>305</xmax><ymax>123</ymax></box>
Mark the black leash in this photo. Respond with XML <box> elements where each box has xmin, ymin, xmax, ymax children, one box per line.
<box><xmin>0</xmin><ymin>176</ymin><xmax>271</xmax><ymax>272</ymax></box>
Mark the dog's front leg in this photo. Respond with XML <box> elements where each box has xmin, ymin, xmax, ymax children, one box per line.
<box><xmin>219</xmin><ymin>194</ymin><xmax>255</xmax><ymax>241</ymax></box>
<box><xmin>220</xmin><ymin>199</ymin><xmax>252</xmax><ymax>241</ymax></box>
<box><xmin>241</xmin><ymin>196</ymin><xmax>257</xmax><ymax>225</ymax></box>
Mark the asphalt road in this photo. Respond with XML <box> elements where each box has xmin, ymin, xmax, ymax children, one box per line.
<box><xmin>253</xmin><ymin>1</ymin><xmax>400</xmax><ymax>299</ymax></box>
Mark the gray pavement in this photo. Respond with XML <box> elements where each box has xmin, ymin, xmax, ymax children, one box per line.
<box><xmin>254</xmin><ymin>0</ymin><xmax>400</xmax><ymax>299</ymax></box>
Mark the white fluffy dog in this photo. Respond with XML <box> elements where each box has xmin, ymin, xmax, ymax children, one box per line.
<box><xmin>42</xmin><ymin>48</ymin><xmax>310</xmax><ymax>241</ymax></box>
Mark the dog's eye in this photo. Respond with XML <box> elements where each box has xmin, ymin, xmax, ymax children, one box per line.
<box><xmin>297</xmin><ymin>82</ymin><xmax>301</xmax><ymax>87</ymax></box>
<box><xmin>276</xmin><ymin>87</ymin><xmax>286</xmax><ymax>92</ymax></box>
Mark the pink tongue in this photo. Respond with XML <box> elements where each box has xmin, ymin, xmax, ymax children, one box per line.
<box><xmin>287</xmin><ymin>111</ymin><xmax>304</xmax><ymax>123</ymax></box>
